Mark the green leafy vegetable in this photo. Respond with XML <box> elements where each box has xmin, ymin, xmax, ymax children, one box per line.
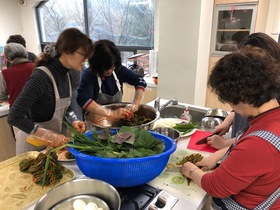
<box><xmin>19</xmin><ymin>150</ymin><xmax>65</xmax><ymax>188</ymax></box>
<box><xmin>172</xmin><ymin>122</ymin><xmax>199</xmax><ymax>134</ymax></box>
<box><xmin>66</xmin><ymin>125</ymin><xmax>165</xmax><ymax>158</ymax></box>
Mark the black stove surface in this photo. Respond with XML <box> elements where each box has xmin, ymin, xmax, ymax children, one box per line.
<box><xmin>117</xmin><ymin>184</ymin><xmax>161</xmax><ymax>210</ymax></box>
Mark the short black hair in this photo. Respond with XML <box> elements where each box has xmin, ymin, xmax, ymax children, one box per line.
<box><xmin>89</xmin><ymin>39</ymin><xmax>121</xmax><ymax>76</ymax></box>
<box><xmin>6</xmin><ymin>34</ymin><xmax>26</xmax><ymax>47</ymax></box>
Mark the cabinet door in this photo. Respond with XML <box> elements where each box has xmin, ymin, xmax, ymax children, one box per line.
<box><xmin>212</xmin><ymin>3</ymin><xmax>257</xmax><ymax>55</ymax></box>
<box><xmin>122</xmin><ymin>83</ymin><xmax>157</xmax><ymax>104</ymax></box>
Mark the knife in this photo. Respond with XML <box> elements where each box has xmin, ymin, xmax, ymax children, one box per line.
<box><xmin>165</xmin><ymin>166</ymin><xmax>182</xmax><ymax>172</ymax></box>
<box><xmin>195</xmin><ymin>132</ymin><xmax>219</xmax><ymax>145</ymax></box>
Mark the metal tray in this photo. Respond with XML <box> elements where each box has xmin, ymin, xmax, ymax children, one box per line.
<box><xmin>0</xmin><ymin>151</ymin><xmax>75</xmax><ymax>210</ymax></box>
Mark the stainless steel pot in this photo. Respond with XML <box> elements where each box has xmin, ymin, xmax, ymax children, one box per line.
<box><xmin>201</xmin><ymin>117</ymin><xmax>223</xmax><ymax>131</ymax></box>
<box><xmin>205</xmin><ymin>108</ymin><xmax>228</xmax><ymax>119</ymax></box>
<box><xmin>34</xmin><ymin>178</ymin><xmax>121</xmax><ymax>210</ymax></box>
<box><xmin>85</xmin><ymin>102</ymin><xmax>160</xmax><ymax>130</ymax></box>
<box><xmin>151</xmin><ymin>127</ymin><xmax>181</xmax><ymax>143</ymax></box>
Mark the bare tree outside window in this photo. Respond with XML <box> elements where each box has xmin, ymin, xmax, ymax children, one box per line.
<box><xmin>37</xmin><ymin>0</ymin><xmax>154</xmax><ymax>48</ymax></box>
<box><xmin>38</xmin><ymin>0</ymin><xmax>85</xmax><ymax>42</ymax></box>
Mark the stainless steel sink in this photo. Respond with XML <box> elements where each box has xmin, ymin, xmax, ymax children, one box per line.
<box><xmin>159</xmin><ymin>105</ymin><xmax>207</xmax><ymax>123</ymax></box>
<box><xmin>159</xmin><ymin>105</ymin><xmax>185</xmax><ymax>118</ymax></box>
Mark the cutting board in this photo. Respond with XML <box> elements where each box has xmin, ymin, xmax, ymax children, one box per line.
<box><xmin>187</xmin><ymin>130</ymin><xmax>217</xmax><ymax>153</ymax></box>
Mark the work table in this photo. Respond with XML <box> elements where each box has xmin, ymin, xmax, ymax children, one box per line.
<box><xmin>3</xmin><ymin>99</ymin><xmax>213</xmax><ymax>209</ymax></box>
<box><xmin>23</xmin><ymin>134</ymin><xmax>211</xmax><ymax>210</ymax></box>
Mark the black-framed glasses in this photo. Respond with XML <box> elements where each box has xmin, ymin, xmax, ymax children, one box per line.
<box><xmin>75</xmin><ymin>51</ymin><xmax>86</xmax><ymax>58</ymax></box>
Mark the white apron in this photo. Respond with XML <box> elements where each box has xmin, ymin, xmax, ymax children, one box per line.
<box><xmin>14</xmin><ymin>67</ymin><xmax>72</xmax><ymax>155</ymax></box>
<box><xmin>96</xmin><ymin>71</ymin><xmax>122</xmax><ymax>105</ymax></box>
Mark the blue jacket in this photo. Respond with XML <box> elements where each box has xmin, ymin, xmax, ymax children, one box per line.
<box><xmin>77</xmin><ymin>65</ymin><xmax>147</xmax><ymax>109</ymax></box>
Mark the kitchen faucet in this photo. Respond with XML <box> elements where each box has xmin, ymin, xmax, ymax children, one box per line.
<box><xmin>154</xmin><ymin>97</ymin><xmax>179</xmax><ymax>112</ymax></box>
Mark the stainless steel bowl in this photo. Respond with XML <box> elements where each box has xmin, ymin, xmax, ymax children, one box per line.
<box><xmin>34</xmin><ymin>178</ymin><xmax>121</xmax><ymax>210</ymax></box>
<box><xmin>205</xmin><ymin>108</ymin><xmax>228</xmax><ymax>119</ymax></box>
<box><xmin>151</xmin><ymin>127</ymin><xmax>181</xmax><ymax>142</ymax></box>
<box><xmin>85</xmin><ymin>102</ymin><xmax>160</xmax><ymax>130</ymax></box>
<box><xmin>201</xmin><ymin>117</ymin><xmax>223</xmax><ymax>131</ymax></box>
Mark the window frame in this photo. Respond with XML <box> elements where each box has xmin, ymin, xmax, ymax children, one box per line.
<box><xmin>35</xmin><ymin>0</ymin><xmax>154</xmax><ymax>54</ymax></box>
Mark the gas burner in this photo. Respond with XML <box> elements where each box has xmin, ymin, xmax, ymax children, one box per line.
<box><xmin>117</xmin><ymin>184</ymin><xmax>160</xmax><ymax>210</ymax></box>
<box><xmin>116</xmin><ymin>184</ymin><xmax>178</xmax><ymax>210</ymax></box>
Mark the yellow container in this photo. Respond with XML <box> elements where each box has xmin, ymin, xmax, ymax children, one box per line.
<box><xmin>26</xmin><ymin>135</ymin><xmax>45</xmax><ymax>146</ymax></box>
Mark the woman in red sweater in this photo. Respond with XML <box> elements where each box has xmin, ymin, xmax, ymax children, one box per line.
<box><xmin>182</xmin><ymin>46</ymin><xmax>280</xmax><ymax>209</ymax></box>
<box><xmin>0</xmin><ymin>43</ymin><xmax>34</xmax><ymax>106</ymax></box>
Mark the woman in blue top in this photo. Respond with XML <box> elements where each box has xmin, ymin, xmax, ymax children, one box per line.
<box><xmin>77</xmin><ymin>39</ymin><xmax>147</xmax><ymax>121</ymax></box>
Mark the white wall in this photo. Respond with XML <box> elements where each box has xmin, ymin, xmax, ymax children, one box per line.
<box><xmin>194</xmin><ymin>0</ymin><xmax>214</xmax><ymax>105</ymax></box>
<box><xmin>0</xmin><ymin>0</ymin><xmax>22</xmax><ymax>46</ymax></box>
<box><xmin>18</xmin><ymin>0</ymin><xmax>41</xmax><ymax>54</ymax></box>
<box><xmin>0</xmin><ymin>0</ymin><xmax>40</xmax><ymax>55</ymax></box>
<box><xmin>156</xmin><ymin>0</ymin><xmax>212</xmax><ymax>106</ymax></box>
<box><xmin>266</xmin><ymin>0</ymin><xmax>280</xmax><ymax>41</ymax></box>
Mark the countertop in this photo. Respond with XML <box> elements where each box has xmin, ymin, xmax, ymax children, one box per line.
<box><xmin>24</xmin><ymin>99</ymin><xmax>212</xmax><ymax>210</ymax></box>
<box><xmin>144</xmin><ymin>76</ymin><xmax>157</xmax><ymax>88</ymax></box>
<box><xmin>23</xmin><ymin>135</ymin><xmax>211</xmax><ymax>210</ymax></box>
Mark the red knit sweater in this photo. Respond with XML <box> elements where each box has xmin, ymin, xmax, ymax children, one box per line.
<box><xmin>201</xmin><ymin>107</ymin><xmax>280</xmax><ymax>209</ymax></box>
<box><xmin>2</xmin><ymin>62</ymin><xmax>34</xmax><ymax>106</ymax></box>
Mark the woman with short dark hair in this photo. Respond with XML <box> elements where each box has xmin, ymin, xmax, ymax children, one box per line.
<box><xmin>182</xmin><ymin>46</ymin><xmax>280</xmax><ymax>209</ymax></box>
<box><xmin>77</xmin><ymin>39</ymin><xmax>147</xmax><ymax>120</ymax></box>
<box><xmin>208</xmin><ymin>32</ymin><xmax>280</xmax><ymax>149</ymax></box>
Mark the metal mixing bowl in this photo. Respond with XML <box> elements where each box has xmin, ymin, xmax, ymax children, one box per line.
<box><xmin>151</xmin><ymin>127</ymin><xmax>181</xmax><ymax>143</ymax></box>
<box><xmin>205</xmin><ymin>108</ymin><xmax>228</xmax><ymax>119</ymax></box>
<box><xmin>85</xmin><ymin>102</ymin><xmax>160</xmax><ymax>130</ymax></box>
<box><xmin>34</xmin><ymin>178</ymin><xmax>121</xmax><ymax>210</ymax></box>
<box><xmin>201</xmin><ymin>117</ymin><xmax>223</xmax><ymax>131</ymax></box>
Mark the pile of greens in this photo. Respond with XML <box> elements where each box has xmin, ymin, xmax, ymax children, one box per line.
<box><xmin>19</xmin><ymin>152</ymin><xmax>64</xmax><ymax>187</ymax></box>
<box><xmin>66</xmin><ymin>126</ymin><xmax>165</xmax><ymax>158</ymax></box>
<box><xmin>172</xmin><ymin>122</ymin><xmax>199</xmax><ymax>135</ymax></box>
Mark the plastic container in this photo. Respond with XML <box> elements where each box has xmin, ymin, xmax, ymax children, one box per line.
<box><xmin>180</xmin><ymin>108</ymin><xmax>192</xmax><ymax>122</ymax></box>
<box><xmin>26</xmin><ymin>135</ymin><xmax>45</xmax><ymax>146</ymax></box>
<box><xmin>68</xmin><ymin>131</ymin><xmax>177</xmax><ymax>187</ymax></box>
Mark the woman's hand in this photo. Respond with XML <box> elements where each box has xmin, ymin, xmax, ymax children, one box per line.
<box><xmin>182</xmin><ymin>162</ymin><xmax>205</xmax><ymax>187</ymax></box>
<box><xmin>32</xmin><ymin>128</ymin><xmax>69</xmax><ymax>147</ymax></box>
<box><xmin>195</xmin><ymin>156</ymin><xmax>220</xmax><ymax>171</ymax></box>
<box><xmin>125</xmin><ymin>103</ymin><xmax>139</xmax><ymax>112</ymax></box>
<box><xmin>72</xmin><ymin>120</ymin><xmax>86</xmax><ymax>133</ymax></box>
<box><xmin>212</xmin><ymin>123</ymin><xmax>230</xmax><ymax>136</ymax></box>
<box><xmin>182</xmin><ymin>162</ymin><xmax>198</xmax><ymax>178</ymax></box>
<box><xmin>213</xmin><ymin>111</ymin><xmax>235</xmax><ymax>135</ymax></box>
<box><xmin>207</xmin><ymin>135</ymin><xmax>234</xmax><ymax>149</ymax></box>
<box><xmin>109</xmin><ymin>108</ymin><xmax>132</xmax><ymax>120</ymax></box>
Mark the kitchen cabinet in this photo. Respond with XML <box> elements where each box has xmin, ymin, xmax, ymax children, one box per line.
<box><xmin>212</xmin><ymin>3</ymin><xmax>257</xmax><ymax>55</ymax></box>
<box><xmin>122</xmin><ymin>83</ymin><xmax>157</xmax><ymax>104</ymax></box>
<box><xmin>0</xmin><ymin>115</ymin><xmax>15</xmax><ymax>161</ymax></box>
<box><xmin>206</xmin><ymin>0</ymin><xmax>270</xmax><ymax>111</ymax></box>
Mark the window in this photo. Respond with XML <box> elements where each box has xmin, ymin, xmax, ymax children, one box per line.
<box><xmin>36</xmin><ymin>0</ymin><xmax>85</xmax><ymax>43</ymax></box>
<box><xmin>36</xmin><ymin>0</ymin><xmax>154</xmax><ymax>61</ymax></box>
